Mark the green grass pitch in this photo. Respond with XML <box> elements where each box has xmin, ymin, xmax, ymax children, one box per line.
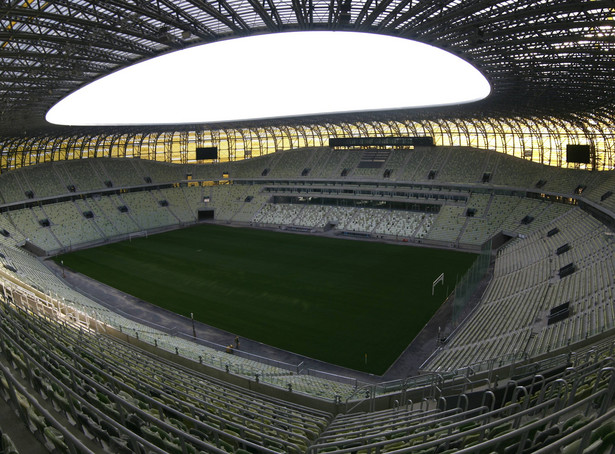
<box><xmin>54</xmin><ymin>224</ymin><xmax>477</xmax><ymax>375</ymax></box>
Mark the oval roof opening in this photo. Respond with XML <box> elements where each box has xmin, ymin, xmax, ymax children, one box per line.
<box><xmin>46</xmin><ymin>31</ymin><xmax>491</xmax><ymax>126</ymax></box>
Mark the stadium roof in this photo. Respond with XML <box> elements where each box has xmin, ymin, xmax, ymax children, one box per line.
<box><xmin>1</xmin><ymin>0</ymin><xmax>614</xmax><ymax>137</ymax></box>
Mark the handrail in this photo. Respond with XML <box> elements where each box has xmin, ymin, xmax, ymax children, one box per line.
<box><xmin>0</xmin><ymin>362</ymin><xmax>97</xmax><ymax>454</ymax></box>
<box><xmin>344</xmin><ymin>383</ymin><xmax>376</xmax><ymax>413</ymax></box>
<box><xmin>0</xmin><ymin>319</ymin><xmax>224</xmax><ymax>454</ymax></box>
<box><xmin>308</xmin><ymin>405</ymin><xmax>485</xmax><ymax>454</ymax></box>
<box><xmin>451</xmin><ymin>385</ymin><xmax>615</xmax><ymax>454</ymax></box>
<box><xmin>312</xmin><ymin>360</ymin><xmax>615</xmax><ymax>453</ymax></box>
<box><xmin>531</xmin><ymin>406</ymin><xmax>615</xmax><ymax>454</ymax></box>
<box><xmin>481</xmin><ymin>389</ymin><xmax>496</xmax><ymax>412</ymax></box>
<box><xmin>0</xmin><ymin>305</ymin><xmax>281</xmax><ymax>454</ymax></box>
<box><xmin>339</xmin><ymin>383</ymin><xmax>611</xmax><ymax>454</ymax></box>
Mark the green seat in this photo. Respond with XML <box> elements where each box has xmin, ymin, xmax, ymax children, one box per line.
<box><xmin>584</xmin><ymin>440</ymin><xmax>603</xmax><ymax>453</ymax></box>
<box><xmin>141</xmin><ymin>426</ymin><xmax>165</xmax><ymax>449</ymax></box>
<box><xmin>2</xmin><ymin>433</ymin><xmax>19</xmax><ymax>454</ymax></box>
<box><xmin>563</xmin><ymin>414</ymin><xmax>584</xmax><ymax>431</ymax></box>
<box><xmin>88</xmin><ymin>420</ymin><xmax>110</xmax><ymax>444</ymax></box>
<box><xmin>189</xmin><ymin>428</ymin><xmax>210</xmax><ymax>441</ymax></box>
<box><xmin>521</xmin><ymin>417</ymin><xmax>546</xmax><ymax>441</ymax></box>
<box><xmin>151</xmin><ymin>425</ymin><xmax>172</xmax><ymax>442</ymax></box>
<box><xmin>601</xmin><ymin>432</ymin><xmax>615</xmax><ymax>453</ymax></box>
<box><xmin>27</xmin><ymin>406</ymin><xmax>47</xmax><ymax>434</ymax></box>
<box><xmin>96</xmin><ymin>392</ymin><xmax>111</xmax><ymax>405</ymax></box>
<box><xmin>413</xmin><ymin>448</ymin><xmax>436</xmax><ymax>454</ymax></box>
<box><xmin>488</xmin><ymin>422</ymin><xmax>513</xmax><ymax>439</ymax></box>
<box><xmin>569</xmin><ymin>416</ymin><xmax>596</xmax><ymax>433</ymax></box>
<box><xmin>125</xmin><ymin>413</ymin><xmax>144</xmax><ymax>435</ymax></box>
<box><xmin>44</xmin><ymin>426</ymin><xmax>69</xmax><ymax>454</ymax></box>
<box><xmin>590</xmin><ymin>421</ymin><xmax>615</xmax><ymax>445</ymax></box>
<box><xmin>575</xmin><ymin>385</ymin><xmax>593</xmax><ymax>401</ymax></box>
<box><xmin>52</xmin><ymin>391</ymin><xmax>71</xmax><ymax>414</ymax></box>
<box><xmin>563</xmin><ymin>439</ymin><xmax>582</xmax><ymax>454</ymax></box>
<box><xmin>383</xmin><ymin>441</ymin><xmax>407</xmax><ymax>452</ymax></box>
<box><xmin>535</xmin><ymin>425</ymin><xmax>560</xmax><ymax>445</ymax></box>
<box><xmin>219</xmin><ymin>439</ymin><xmax>235</xmax><ymax>453</ymax></box>
<box><xmin>110</xmin><ymin>436</ymin><xmax>133</xmax><ymax>454</ymax></box>
<box><xmin>463</xmin><ymin>432</ymin><xmax>482</xmax><ymax>449</ymax></box>
<box><xmin>169</xmin><ymin>417</ymin><xmax>188</xmax><ymax>432</ymax></box>
<box><xmin>459</xmin><ymin>421</ymin><xmax>481</xmax><ymax>432</ymax></box>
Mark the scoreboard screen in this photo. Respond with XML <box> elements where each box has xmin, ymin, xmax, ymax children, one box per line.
<box><xmin>329</xmin><ymin>136</ymin><xmax>434</xmax><ymax>147</ymax></box>
<box><xmin>566</xmin><ymin>144</ymin><xmax>590</xmax><ymax>164</ymax></box>
<box><xmin>196</xmin><ymin>147</ymin><xmax>218</xmax><ymax>160</ymax></box>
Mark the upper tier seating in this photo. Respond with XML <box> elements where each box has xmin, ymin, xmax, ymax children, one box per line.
<box><xmin>426</xmin><ymin>207</ymin><xmax>615</xmax><ymax>372</ymax></box>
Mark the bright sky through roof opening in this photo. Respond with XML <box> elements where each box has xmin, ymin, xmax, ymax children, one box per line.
<box><xmin>46</xmin><ymin>31</ymin><xmax>490</xmax><ymax>126</ymax></box>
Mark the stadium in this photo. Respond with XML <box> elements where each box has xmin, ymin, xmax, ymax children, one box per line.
<box><xmin>1</xmin><ymin>1</ymin><xmax>615</xmax><ymax>453</ymax></box>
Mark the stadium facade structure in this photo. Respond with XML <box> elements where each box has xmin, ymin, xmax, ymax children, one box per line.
<box><xmin>2</xmin><ymin>1</ymin><xmax>615</xmax><ymax>453</ymax></box>
<box><xmin>3</xmin><ymin>116</ymin><xmax>615</xmax><ymax>172</ymax></box>
<box><xmin>1</xmin><ymin>1</ymin><xmax>615</xmax><ymax>170</ymax></box>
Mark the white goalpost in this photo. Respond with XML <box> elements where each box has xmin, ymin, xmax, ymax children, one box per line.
<box><xmin>432</xmin><ymin>272</ymin><xmax>444</xmax><ymax>296</ymax></box>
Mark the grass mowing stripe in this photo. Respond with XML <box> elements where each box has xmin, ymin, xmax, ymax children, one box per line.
<box><xmin>55</xmin><ymin>223</ymin><xmax>477</xmax><ymax>374</ymax></box>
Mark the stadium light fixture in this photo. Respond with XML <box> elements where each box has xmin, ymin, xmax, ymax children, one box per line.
<box><xmin>46</xmin><ymin>31</ymin><xmax>491</xmax><ymax>126</ymax></box>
